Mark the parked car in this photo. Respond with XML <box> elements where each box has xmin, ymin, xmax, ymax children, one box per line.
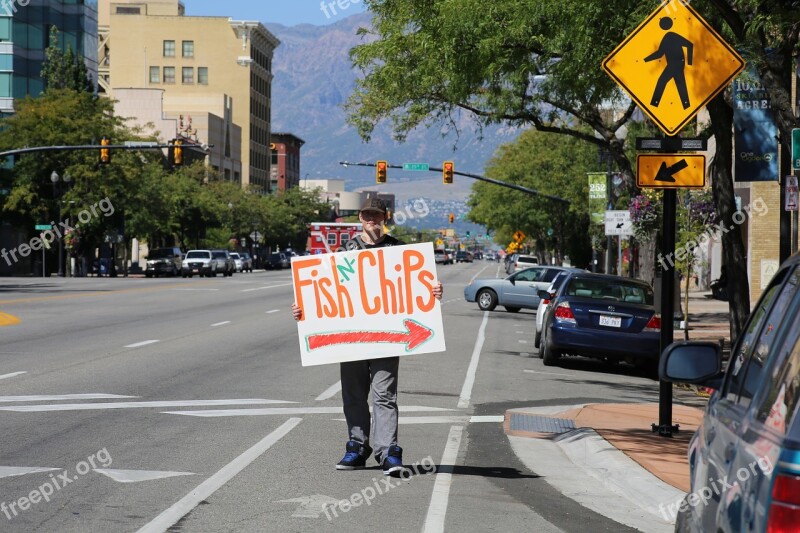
<box><xmin>229</xmin><ymin>252</ymin><xmax>243</xmax><ymax>272</ymax></box>
<box><xmin>661</xmin><ymin>257</ymin><xmax>800</xmax><ymax>533</ymax></box>
<box><xmin>211</xmin><ymin>249</ymin><xmax>235</xmax><ymax>276</ymax></box>
<box><xmin>144</xmin><ymin>247</ymin><xmax>182</xmax><ymax>277</ymax></box>
<box><xmin>434</xmin><ymin>249</ymin><xmax>448</xmax><ymax>265</ymax></box>
<box><xmin>511</xmin><ymin>254</ymin><xmax>540</xmax><ymax>273</ymax></box>
<box><xmin>182</xmin><ymin>250</ymin><xmax>214</xmax><ymax>278</ymax></box>
<box><xmin>534</xmin><ymin>271</ymin><xmax>572</xmax><ymax>349</ymax></box>
<box><xmin>455</xmin><ymin>251</ymin><xmax>473</xmax><ymax>263</ymax></box>
<box><xmin>538</xmin><ymin>272</ymin><xmax>660</xmax><ymax>371</ymax></box>
<box><xmin>239</xmin><ymin>252</ymin><xmax>253</xmax><ymax>272</ymax></box>
<box><xmin>464</xmin><ymin>266</ymin><xmax>582</xmax><ymax>312</ymax></box>
<box><xmin>266</xmin><ymin>252</ymin><xmax>290</xmax><ymax>270</ymax></box>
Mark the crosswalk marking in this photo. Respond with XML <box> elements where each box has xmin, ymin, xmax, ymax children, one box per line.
<box><xmin>0</xmin><ymin>466</ymin><xmax>59</xmax><ymax>479</ymax></box>
<box><xmin>0</xmin><ymin>393</ymin><xmax>134</xmax><ymax>403</ymax></box>
<box><xmin>0</xmin><ymin>398</ymin><xmax>295</xmax><ymax>412</ymax></box>
<box><xmin>165</xmin><ymin>405</ymin><xmax>456</xmax><ymax>417</ymax></box>
<box><xmin>95</xmin><ymin>469</ymin><xmax>195</xmax><ymax>483</ymax></box>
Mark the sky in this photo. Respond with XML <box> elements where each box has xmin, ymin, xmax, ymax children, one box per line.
<box><xmin>183</xmin><ymin>0</ymin><xmax>367</xmax><ymax>27</ymax></box>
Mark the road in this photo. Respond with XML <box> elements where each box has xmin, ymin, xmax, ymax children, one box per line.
<box><xmin>0</xmin><ymin>262</ymin><xmax>663</xmax><ymax>532</ymax></box>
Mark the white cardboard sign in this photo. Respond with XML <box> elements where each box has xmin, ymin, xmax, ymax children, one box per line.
<box><xmin>291</xmin><ymin>242</ymin><xmax>446</xmax><ymax>366</ymax></box>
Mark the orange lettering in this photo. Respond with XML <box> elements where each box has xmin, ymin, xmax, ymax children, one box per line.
<box><xmin>403</xmin><ymin>250</ymin><xmax>424</xmax><ymax>313</ymax></box>
<box><xmin>359</xmin><ymin>252</ymin><xmax>381</xmax><ymax>314</ymax></box>
<box><xmin>416</xmin><ymin>270</ymin><xmax>435</xmax><ymax>311</ymax></box>
<box><xmin>292</xmin><ymin>258</ymin><xmax>321</xmax><ymax>321</ymax></box>
<box><xmin>329</xmin><ymin>256</ymin><xmax>354</xmax><ymax>318</ymax></box>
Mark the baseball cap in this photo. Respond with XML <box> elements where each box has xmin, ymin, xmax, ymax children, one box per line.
<box><xmin>360</xmin><ymin>198</ymin><xmax>387</xmax><ymax>214</ymax></box>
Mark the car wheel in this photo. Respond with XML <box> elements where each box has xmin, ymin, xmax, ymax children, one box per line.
<box><xmin>534</xmin><ymin>329</ymin><xmax>541</xmax><ymax>349</ymax></box>
<box><xmin>673</xmin><ymin>495</ymin><xmax>691</xmax><ymax>532</ymax></box>
<box><xmin>541</xmin><ymin>329</ymin><xmax>561</xmax><ymax>366</ymax></box>
<box><xmin>476</xmin><ymin>289</ymin><xmax>498</xmax><ymax>311</ymax></box>
<box><xmin>145</xmin><ymin>273</ymin><xmax>152</xmax><ymax>278</ymax></box>
<box><xmin>505</xmin><ymin>306</ymin><xmax>521</xmax><ymax>313</ymax></box>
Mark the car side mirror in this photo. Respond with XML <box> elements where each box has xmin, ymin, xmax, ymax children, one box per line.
<box><xmin>537</xmin><ymin>290</ymin><xmax>550</xmax><ymax>300</ymax></box>
<box><xmin>659</xmin><ymin>341</ymin><xmax>724</xmax><ymax>387</ymax></box>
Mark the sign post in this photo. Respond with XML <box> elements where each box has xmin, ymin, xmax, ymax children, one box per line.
<box><xmin>602</xmin><ymin>0</ymin><xmax>745</xmax><ymax>438</ymax></box>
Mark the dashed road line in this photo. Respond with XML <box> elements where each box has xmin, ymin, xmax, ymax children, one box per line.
<box><xmin>0</xmin><ymin>371</ymin><xmax>27</xmax><ymax>381</ymax></box>
<box><xmin>457</xmin><ymin>311</ymin><xmax>488</xmax><ymax>408</ymax></box>
<box><xmin>210</xmin><ymin>321</ymin><xmax>230</xmax><ymax>327</ymax></box>
<box><xmin>315</xmin><ymin>380</ymin><xmax>341</xmax><ymax>401</ymax></box>
<box><xmin>422</xmin><ymin>425</ymin><xmax>464</xmax><ymax>532</ymax></box>
<box><xmin>241</xmin><ymin>283</ymin><xmax>293</xmax><ymax>293</ymax></box>
<box><xmin>0</xmin><ymin>398</ymin><xmax>294</xmax><ymax>412</ymax></box>
<box><xmin>124</xmin><ymin>340</ymin><xmax>160</xmax><ymax>348</ymax></box>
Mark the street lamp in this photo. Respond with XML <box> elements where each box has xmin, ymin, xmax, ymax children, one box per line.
<box><xmin>51</xmin><ymin>170</ymin><xmax>71</xmax><ymax>277</ymax></box>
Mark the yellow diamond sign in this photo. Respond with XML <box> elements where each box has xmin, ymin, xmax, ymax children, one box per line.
<box><xmin>602</xmin><ymin>0</ymin><xmax>744</xmax><ymax>136</ymax></box>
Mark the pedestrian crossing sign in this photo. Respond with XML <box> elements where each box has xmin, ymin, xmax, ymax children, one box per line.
<box><xmin>602</xmin><ymin>0</ymin><xmax>744</xmax><ymax>136</ymax></box>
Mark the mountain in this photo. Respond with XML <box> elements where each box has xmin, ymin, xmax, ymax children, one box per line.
<box><xmin>266</xmin><ymin>14</ymin><xmax>521</xmax><ymax>215</ymax></box>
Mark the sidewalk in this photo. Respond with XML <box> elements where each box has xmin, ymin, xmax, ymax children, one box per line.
<box><xmin>505</xmin><ymin>290</ymin><xmax>729</xmax><ymax>531</ymax></box>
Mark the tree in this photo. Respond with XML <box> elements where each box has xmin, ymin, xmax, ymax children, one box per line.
<box><xmin>347</xmin><ymin>0</ymin><xmax>799</xmax><ymax>340</ymax></box>
<box><xmin>466</xmin><ymin>128</ymin><xmax>597</xmax><ymax>266</ymax></box>
<box><xmin>40</xmin><ymin>27</ymin><xmax>94</xmax><ymax>93</ymax></box>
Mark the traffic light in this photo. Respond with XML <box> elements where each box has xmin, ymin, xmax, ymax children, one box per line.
<box><xmin>449</xmin><ymin>213</ymin><xmax>454</xmax><ymax>224</ymax></box>
<box><xmin>376</xmin><ymin>160</ymin><xmax>387</xmax><ymax>183</ymax></box>
<box><xmin>443</xmin><ymin>161</ymin><xmax>454</xmax><ymax>184</ymax></box>
<box><xmin>170</xmin><ymin>139</ymin><xmax>183</xmax><ymax>166</ymax></box>
<box><xmin>466</xmin><ymin>231</ymin><xmax>470</xmax><ymax>238</ymax></box>
<box><xmin>99</xmin><ymin>136</ymin><xmax>111</xmax><ymax>165</ymax></box>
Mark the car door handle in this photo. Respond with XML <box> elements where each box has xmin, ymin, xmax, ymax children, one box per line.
<box><xmin>705</xmin><ymin>427</ymin><xmax>716</xmax><ymax>444</ymax></box>
<box><xmin>724</xmin><ymin>442</ymin><xmax>736</xmax><ymax>462</ymax></box>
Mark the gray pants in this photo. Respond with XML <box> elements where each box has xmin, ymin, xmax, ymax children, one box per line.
<box><xmin>340</xmin><ymin>356</ymin><xmax>399</xmax><ymax>463</ymax></box>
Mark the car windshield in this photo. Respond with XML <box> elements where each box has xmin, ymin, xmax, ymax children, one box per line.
<box><xmin>148</xmin><ymin>249</ymin><xmax>173</xmax><ymax>259</ymax></box>
<box><xmin>211</xmin><ymin>251</ymin><xmax>227</xmax><ymax>259</ymax></box>
<box><xmin>230</xmin><ymin>253</ymin><xmax>240</xmax><ymax>259</ymax></box>
<box><xmin>186</xmin><ymin>251</ymin><xmax>210</xmax><ymax>259</ymax></box>
<box><xmin>518</xmin><ymin>256</ymin><xmax>538</xmax><ymax>264</ymax></box>
<box><xmin>564</xmin><ymin>278</ymin><xmax>654</xmax><ymax>304</ymax></box>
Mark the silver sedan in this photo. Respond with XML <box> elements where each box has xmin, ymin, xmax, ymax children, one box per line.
<box><xmin>464</xmin><ymin>266</ymin><xmax>583</xmax><ymax>313</ymax></box>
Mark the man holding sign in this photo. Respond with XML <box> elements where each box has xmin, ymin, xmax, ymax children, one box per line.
<box><xmin>292</xmin><ymin>198</ymin><xmax>443</xmax><ymax>476</ymax></box>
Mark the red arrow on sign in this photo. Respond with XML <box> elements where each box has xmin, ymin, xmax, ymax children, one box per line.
<box><xmin>306</xmin><ymin>319</ymin><xmax>434</xmax><ymax>351</ymax></box>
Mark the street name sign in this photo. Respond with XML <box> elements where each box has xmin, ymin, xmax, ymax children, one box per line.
<box><xmin>403</xmin><ymin>163</ymin><xmax>429</xmax><ymax>171</ymax></box>
<box><xmin>604</xmin><ymin>210</ymin><xmax>633</xmax><ymax>236</ymax></box>
<box><xmin>635</xmin><ymin>137</ymin><xmax>707</xmax><ymax>151</ymax></box>
<box><xmin>602</xmin><ymin>0</ymin><xmax>745</xmax><ymax>136</ymax></box>
<box><xmin>34</xmin><ymin>224</ymin><xmax>51</xmax><ymax>230</ymax></box>
<box><xmin>793</xmin><ymin>128</ymin><xmax>800</xmax><ymax>170</ymax></box>
<box><xmin>637</xmin><ymin>154</ymin><xmax>706</xmax><ymax>188</ymax></box>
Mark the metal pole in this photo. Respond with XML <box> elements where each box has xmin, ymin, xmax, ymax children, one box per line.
<box><xmin>655</xmin><ymin>189</ymin><xmax>677</xmax><ymax>437</ymax></box>
<box><xmin>606</xmin><ymin>163</ymin><xmax>613</xmax><ymax>274</ymax></box>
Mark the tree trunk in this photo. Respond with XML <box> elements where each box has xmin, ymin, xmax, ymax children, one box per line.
<box><xmin>707</xmin><ymin>93</ymin><xmax>750</xmax><ymax>341</ymax></box>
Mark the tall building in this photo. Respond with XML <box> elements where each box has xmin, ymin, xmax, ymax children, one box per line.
<box><xmin>98</xmin><ymin>0</ymin><xmax>279</xmax><ymax>192</ymax></box>
<box><xmin>0</xmin><ymin>0</ymin><xmax>99</xmax><ymax>115</ymax></box>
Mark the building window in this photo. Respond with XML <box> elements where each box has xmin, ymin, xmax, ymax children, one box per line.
<box><xmin>182</xmin><ymin>41</ymin><xmax>194</xmax><ymax>58</ymax></box>
<box><xmin>182</xmin><ymin>67</ymin><xmax>193</xmax><ymax>84</ymax></box>
<box><xmin>149</xmin><ymin>66</ymin><xmax>160</xmax><ymax>84</ymax></box>
<box><xmin>116</xmin><ymin>6</ymin><xmax>141</xmax><ymax>14</ymax></box>
<box><xmin>197</xmin><ymin>67</ymin><xmax>208</xmax><ymax>85</ymax></box>
<box><xmin>163</xmin><ymin>66</ymin><xmax>175</xmax><ymax>84</ymax></box>
<box><xmin>163</xmin><ymin>40</ymin><xmax>175</xmax><ymax>57</ymax></box>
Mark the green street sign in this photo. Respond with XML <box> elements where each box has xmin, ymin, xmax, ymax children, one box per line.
<box><xmin>35</xmin><ymin>224</ymin><xmax>51</xmax><ymax>230</ymax></box>
<box><xmin>403</xmin><ymin>163</ymin><xmax>429</xmax><ymax>171</ymax></box>
<box><xmin>793</xmin><ymin>128</ymin><xmax>800</xmax><ymax>170</ymax></box>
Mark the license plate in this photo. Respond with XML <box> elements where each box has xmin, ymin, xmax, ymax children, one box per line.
<box><xmin>599</xmin><ymin>315</ymin><xmax>621</xmax><ymax>327</ymax></box>
<box><xmin>193</xmin><ymin>268</ymin><xmax>200</xmax><ymax>273</ymax></box>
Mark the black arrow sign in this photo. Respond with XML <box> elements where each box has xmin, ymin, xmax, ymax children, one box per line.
<box><xmin>654</xmin><ymin>159</ymin><xmax>689</xmax><ymax>182</ymax></box>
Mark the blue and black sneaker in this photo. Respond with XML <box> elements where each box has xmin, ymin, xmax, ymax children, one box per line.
<box><xmin>381</xmin><ymin>445</ymin><xmax>405</xmax><ymax>476</ymax></box>
<box><xmin>336</xmin><ymin>440</ymin><xmax>372</xmax><ymax>470</ymax></box>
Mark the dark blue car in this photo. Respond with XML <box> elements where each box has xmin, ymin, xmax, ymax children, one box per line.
<box><xmin>661</xmin><ymin>254</ymin><xmax>800</xmax><ymax>532</ymax></box>
<box><xmin>538</xmin><ymin>273</ymin><xmax>661</xmax><ymax>371</ymax></box>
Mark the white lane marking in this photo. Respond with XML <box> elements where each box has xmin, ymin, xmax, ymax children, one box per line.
<box><xmin>0</xmin><ymin>399</ymin><xmax>295</xmax><ymax>412</ymax></box>
<box><xmin>0</xmin><ymin>393</ymin><xmax>135</xmax><ymax>403</ymax></box>
<box><xmin>137</xmin><ymin>418</ymin><xmax>302</xmax><ymax>533</ymax></box>
<box><xmin>470</xmin><ymin>415</ymin><xmax>505</xmax><ymax>423</ymax></box>
<box><xmin>241</xmin><ymin>283</ymin><xmax>293</xmax><ymax>293</ymax></box>
<box><xmin>516</xmin><ymin>331</ymin><xmax>526</xmax><ymax>334</ymax></box>
<box><xmin>468</xmin><ymin>266</ymin><xmax>491</xmax><ymax>283</ymax></box>
<box><xmin>265</xmin><ymin>309</ymin><xmax>280</xmax><ymax>314</ymax></box>
<box><xmin>457</xmin><ymin>311</ymin><xmax>488</xmax><ymax>408</ymax></box>
<box><xmin>0</xmin><ymin>466</ymin><xmax>59</xmax><ymax>479</ymax></box>
<box><xmin>171</xmin><ymin>288</ymin><xmax>219</xmax><ymax>291</ymax></box>
<box><xmin>519</xmin><ymin>352</ymin><xmax>531</xmax><ymax>357</ymax></box>
<box><xmin>0</xmin><ymin>371</ymin><xmax>27</xmax><ymax>380</ymax></box>
<box><xmin>95</xmin><ymin>469</ymin><xmax>195</xmax><ymax>483</ymax></box>
<box><xmin>422</xmin><ymin>425</ymin><xmax>464</xmax><ymax>533</ymax></box>
<box><xmin>276</xmin><ymin>495</ymin><xmax>339</xmax><ymax>518</ymax></box>
<box><xmin>124</xmin><ymin>340</ymin><xmax>160</xmax><ymax>348</ymax></box>
<box><xmin>524</xmin><ymin>370</ymin><xmax>574</xmax><ymax>377</ymax></box>
<box><xmin>315</xmin><ymin>380</ymin><xmax>341</xmax><ymax>401</ymax></box>
<box><xmin>165</xmin><ymin>405</ymin><xmax>456</xmax><ymax>417</ymax></box>
<box><xmin>519</xmin><ymin>340</ymin><xmax>529</xmax><ymax>344</ymax></box>
<box><xmin>210</xmin><ymin>321</ymin><xmax>231</xmax><ymax>327</ymax></box>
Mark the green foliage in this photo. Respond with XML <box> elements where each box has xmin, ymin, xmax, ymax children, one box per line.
<box><xmin>40</xmin><ymin>27</ymin><xmax>94</xmax><ymax>93</ymax></box>
<box><xmin>466</xmin><ymin>127</ymin><xmax>596</xmax><ymax>264</ymax></box>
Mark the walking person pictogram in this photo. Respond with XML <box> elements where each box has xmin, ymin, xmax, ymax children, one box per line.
<box><xmin>644</xmin><ymin>17</ymin><xmax>693</xmax><ymax>109</ymax></box>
